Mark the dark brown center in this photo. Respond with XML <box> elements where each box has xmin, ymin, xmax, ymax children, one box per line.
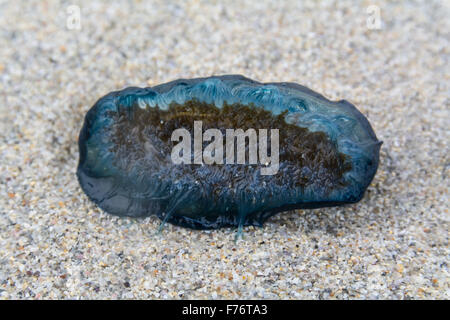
<box><xmin>106</xmin><ymin>99</ymin><xmax>351</xmax><ymax>190</ymax></box>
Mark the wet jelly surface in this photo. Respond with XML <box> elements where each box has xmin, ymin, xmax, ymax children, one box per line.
<box><xmin>77</xmin><ymin>75</ymin><xmax>381</xmax><ymax>230</ymax></box>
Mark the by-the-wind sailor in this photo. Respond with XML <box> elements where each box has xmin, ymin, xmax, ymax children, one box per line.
<box><xmin>77</xmin><ymin>75</ymin><xmax>381</xmax><ymax>235</ymax></box>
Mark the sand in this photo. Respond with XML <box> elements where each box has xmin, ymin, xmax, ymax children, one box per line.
<box><xmin>0</xmin><ymin>0</ymin><xmax>448</xmax><ymax>299</ymax></box>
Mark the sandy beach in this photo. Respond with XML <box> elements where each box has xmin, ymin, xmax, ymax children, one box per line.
<box><xmin>0</xmin><ymin>0</ymin><xmax>448</xmax><ymax>299</ymax></box>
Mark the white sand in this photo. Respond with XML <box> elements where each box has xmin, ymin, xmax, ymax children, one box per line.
<box><xmin>0</xmin><ymin>0</ymin><xmax>448</xmax><ymax>299</ymax></box>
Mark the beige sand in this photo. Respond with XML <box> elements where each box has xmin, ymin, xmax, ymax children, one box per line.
<box><xmin>0</xmin><ymin>0</ymin><xmax>448</xmax><ymax>299</ymax></box>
